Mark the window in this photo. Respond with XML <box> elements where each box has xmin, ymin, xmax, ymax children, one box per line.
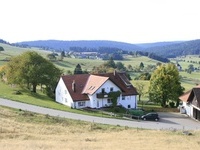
<box><xmin>101</xmin><ymin>88</ymin><xmax>105</xmax><ymax>93</ymax></box>
<box><xmin>65</xmin><ymin>90</ymin><xmax>67</xmax><ymax>94</ymax></box>
<box><xmin>110</xmin><ymin>87</ymin><xmax>113</xmax><ymax>92</ymax></box>
<box><xmin>78</xmin><ymin>101</ymin><xmax>85</xmax><ymax>107</ymax></box>
<box><xmin>122</xmin><ymin>96</ymin><xmax>125</xmax><ymax>100</ymax></box>
<box><xmin>107</xmin><ymin>98</ymin><xmax>112</xmax><ymax>103</ymax></box>
<box><xmin>65</xmin><ymin>98</ymin><xmax>67</xmax><ymax>103</ymax></box>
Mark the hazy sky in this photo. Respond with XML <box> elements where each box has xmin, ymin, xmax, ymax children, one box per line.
<box><xmin>0</xmin><ymin>0</ymin><xmax>200</xmax><ymax>44</ymax></box>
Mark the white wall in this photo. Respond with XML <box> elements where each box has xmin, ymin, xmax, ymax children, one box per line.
<box><xmin>88</xmin><ymin>80</ymin><xmax>121</xmax><ymax>108</ymax></box>
<box><xmin>74</xmin><ymin>101</ymin><xmax>90</xmax><ymax>109</ymax></box>
<box><xmin>55</xmin><ymin>78</ymin><xmax>74</xmax><ymax>108</ymax></box>
<box><xmin>182</xmin><ymin>101</ymin><xmax>192</xmax><ymax>116</ymax></box>
<box><xmin>118</xmin><ymin>95</ymin><xmax>137</xmax><ymax>109</ymax></box>
<box><xmin>88</xmin><ymin>79</ymin><xmax>137</xmax><ymax>109</ymax></box>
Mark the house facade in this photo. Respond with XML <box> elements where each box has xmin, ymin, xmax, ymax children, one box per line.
<box><xmin>55</xmin><ymin>71</ymin><xmax>138</xmax><ymax>109</ymax></box>
<box><xmin>179</xmin><ymin>85</ymin><xmax>200</xmax><ymax>121</ymax></box>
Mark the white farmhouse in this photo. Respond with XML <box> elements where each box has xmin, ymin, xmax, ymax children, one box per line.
<box><xmin>55</xmin><ymin>71</ymin><xmax>138</xmax><ymax>109</ymax></box>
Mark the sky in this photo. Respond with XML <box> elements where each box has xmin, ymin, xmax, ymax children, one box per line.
<box><xmin>0</xmin><ymin>0</ymin><xmax>200</xmax><ymax>44</ymax></box>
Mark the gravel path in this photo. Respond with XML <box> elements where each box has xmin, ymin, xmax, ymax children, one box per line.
<box><xmin>1</xmin><ymin>98</ymin><xmax>200</xmax><ymax>130</ymax></box>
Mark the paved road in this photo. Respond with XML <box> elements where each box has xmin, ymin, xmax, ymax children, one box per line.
<box><xmin>1</xmin><ymin>98</ymin><xmax>200</xmax><ymax>130</ymax></box>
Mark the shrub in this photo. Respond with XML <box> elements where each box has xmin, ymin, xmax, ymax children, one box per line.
<box><xmin>169</xmin><ymin>101</ymin><xmax>175</xmax><ymax>108</ymax></box>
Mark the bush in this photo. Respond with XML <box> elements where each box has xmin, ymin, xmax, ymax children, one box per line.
<box><xmin>169</xmin><ymin>101</ymin><xmax>175</xmax><ymax>108</ymax></box>
<box><xmin>13</xmin><ymin>90</ymin><xmax>22</xmax><ymax>95</ymax></box>
<box><xmin>113</xmin><ymin>107</ymin><xmax>120</xmax><ymax>113</ymax></box>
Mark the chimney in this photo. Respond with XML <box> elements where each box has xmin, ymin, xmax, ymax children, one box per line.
<box><xmin>114</xmin><ymin>70</ymin><xmax>117</xmax><ymax>76</ymax></box>
<box><xmin>72</xmin><ymin>80</ymin><xmax>76</xmax><ymax>92</ymax></box>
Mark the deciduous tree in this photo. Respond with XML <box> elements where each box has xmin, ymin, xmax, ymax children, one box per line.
<box><xmin>4</xmin><ymin>51</ymin><xmax>62</xmax><ymax>96</ymax></box>
<box><xmin>148</xmin><ymin>63</ymin><xmax>184</xmax><ymax>107</ymax></box>
<box><xmin>134</xmin><ymin>82</ymin><xmax>145</xmax><ymax>101</ymax></box>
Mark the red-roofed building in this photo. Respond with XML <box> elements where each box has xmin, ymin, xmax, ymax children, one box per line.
<box><xmin>55</xmin><ymin>71</ymin><xmax>138</xmax><ymax>109</ymax></box>
<box><xmin>179</xmin><ymin>85</ymin><xmax>200</xmax><ymax>121</ymax></box>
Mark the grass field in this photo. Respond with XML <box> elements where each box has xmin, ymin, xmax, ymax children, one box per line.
<box><xmin>0</xmin><ymin>106</ymin><xmax>200</xmax><ymax>150</ymax></box>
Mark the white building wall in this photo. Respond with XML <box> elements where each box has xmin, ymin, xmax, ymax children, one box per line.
<box><xmin>118</xmin><ymin>95</ymin><xmax>137</xmax><ymax>109</ymax></box>
<box><xmin>89</xmin><ymin>80</ymin><xmax>121</xmax><ymax>108</ymax></box>
<box><xmin>74</xmin><ymin>101</ymin><xmax>90</xmax><ymax>109</ymax></box>
<box><xmin>88</xmin><ymin>79</ymin><xmax>137</xmax><ymax>109</ymax></box>
<box><xmin>55</xmin><ymin>78</ymin><xmax>74</xmax><ymax>108</ymax></box>
<box><xmin>182</xmin><ymin>102</ymin><xmax>192</xmax><ymax>116</ymax></box>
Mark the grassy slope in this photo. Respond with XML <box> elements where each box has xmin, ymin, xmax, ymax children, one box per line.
<box><xmin>1</xmin><ymin>43</ymin><xmax>200</xmax><ymax>101</ymax></box>
<box><xmin>0</xmin><ymin>43</ymin><xmax>50</xmax><ymax>66</ymax></box>
<box><xmin>170</xmin><ymin>55</ymin><xmax>200</xmax><ymax>91</ymax></box>
<box><xmin>0</xmin><ymin>80</ymin><xmax>116</xmax><ymax>117</ymax></box>
<box><xmin>54</xmin><ymin>57</ymin><xmax>105</xmax><ymax>72</ymax></box>
<box><xmin>0</xmin><ymin>106</ymin><xmax>200</xmax><ymax>150</ymax></box>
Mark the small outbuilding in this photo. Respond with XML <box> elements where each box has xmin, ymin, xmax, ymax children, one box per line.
<box><xmin>179</xmin><ymin>85</ymin><xmax>200</xmax><ymax>121</ymax></box>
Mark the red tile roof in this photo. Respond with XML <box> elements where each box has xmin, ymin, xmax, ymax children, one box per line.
<box><xmin>179</xmin><ymin>84</ymin><xmax>200</xmax><ymax>102</ymax></box>
<box><xmin>61</xmin><ymin>74</ymin><xmax>90</xmax><ymax>101</ymax></box>
<box><xmin>96</xmin><ymin>72</ymin><xmax>138</xmax><ymax>96</ymax></box>
<box><xmin>179</xmin><ymin>90</ymin><xmax>191</xmax><ymax>102</ymax></box>
<box><xmin>61</xmin><ymin>72</ymin><xmax>138</xmax><ymax>102</ymax></box>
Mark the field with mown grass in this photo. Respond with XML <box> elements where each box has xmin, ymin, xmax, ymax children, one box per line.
<box><xmin>0</xmin><ymin>106</ymin><xmax>200</xmax><ymax>150</ymax></box>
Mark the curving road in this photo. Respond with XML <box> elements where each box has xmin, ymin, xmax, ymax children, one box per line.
<box><xmin>0</xmin><ymin>98</ymin><xmax>200</xmax><ymax>130</ymax></box>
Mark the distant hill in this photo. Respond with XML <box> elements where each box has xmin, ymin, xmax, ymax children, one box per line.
<box><xmin>3</xmin><ymin>38</ymin><xmax>200</xmax><ymax>58</ymax></box>
<box><xmin>144</xmin><ymin>39</ymin><xmax>200</xmax><ymax>58</ymax></box>
<box><xmin>136</xmin><ymin>41</ymin><xmax>183</xmax><ymax>49</ymax></box>
<box><xmin>16</xmin><ymin>40</ymin><xmax>142</xmax><ymax>51</ymax></box>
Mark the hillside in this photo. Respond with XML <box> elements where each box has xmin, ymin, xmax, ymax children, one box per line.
<box><xmin>15</xmin><ymin>39</ymin><xmax>200</xmax><ymax>58</ymax></box>
<box><xmin>144</xmin><ymin>39</ymin><xmax>200</xmax><ymax>58</ymax></box>
<box><xmin>2</xmin><ymin>38</ymin><xmax>200</xmax><ymax>58</ymax></box>
<box><xmin>136</xmin><ymin>41</ymin><xmax>183</xmax><ymax>49</ymax></box>
<box><xmin>16</xmin><ymin>40</ymin><xmax>142</xmax><ymax>51</ymax></box>
<box><xmin>0</xmin><ymin>43</ymin><xmax>51</xmax><ymax>66</ymax></box>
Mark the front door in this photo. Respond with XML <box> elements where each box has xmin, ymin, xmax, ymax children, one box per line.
<box><xmin>193</xmin><ymin>107</ymin><xmax>200</xmax><ymax>121</ymax></box>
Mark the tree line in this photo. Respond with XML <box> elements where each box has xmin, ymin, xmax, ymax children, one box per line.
<box><xmin>129</xmin><ymin>51</ymin><xmax>169</xmax><ymax>63</ymax></box>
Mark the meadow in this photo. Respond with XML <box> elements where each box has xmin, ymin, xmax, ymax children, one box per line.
<box><xmin>0</xmin><ymin>106</ymin><xmax>200</xmax><ymax>150</ymax></box>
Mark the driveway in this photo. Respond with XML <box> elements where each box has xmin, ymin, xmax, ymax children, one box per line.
<box><xmin>158</xmin><ymin>112</ymin><xmax>200</xmax><ymax>130</ymax></box>
<box><xmin>0</xmin><ymin>98</ymin><xmax>200</xmax><ymax>130</ymax></box>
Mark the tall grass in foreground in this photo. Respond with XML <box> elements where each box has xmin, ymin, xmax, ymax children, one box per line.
<box><xmin>0</xmin><ymin>106</ymin><xmax>200</xmax><ymax>150</ymax></box>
